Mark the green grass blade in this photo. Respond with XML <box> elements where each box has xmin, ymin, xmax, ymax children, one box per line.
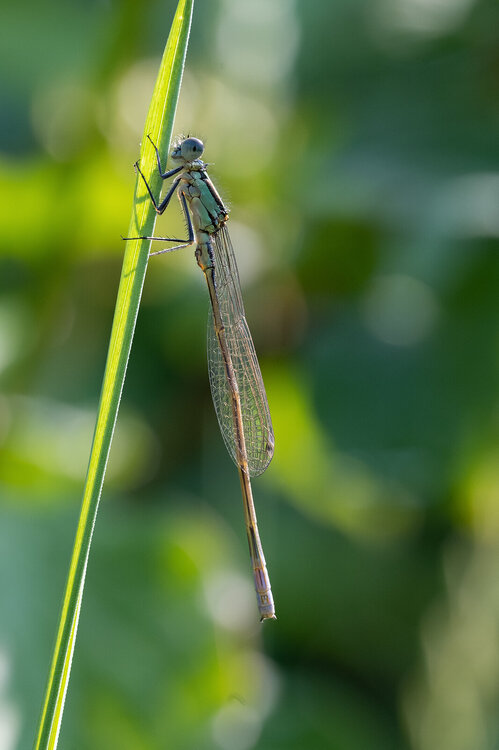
<box><xmin>33</xmin><ymin>2</ymin><xmax>194</xmax><ymax>748</ymax></box>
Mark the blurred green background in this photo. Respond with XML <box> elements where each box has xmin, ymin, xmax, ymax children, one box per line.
<box><xmin>2</xmin><ymin>0</ymin><xmax>499</xmax><ymax>748</ymax></box>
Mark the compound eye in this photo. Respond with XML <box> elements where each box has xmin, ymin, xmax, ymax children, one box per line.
<box><xmin>181</xmin><ymin>137</ymin><xmax>204</xmax><ymax>161</ymax></box>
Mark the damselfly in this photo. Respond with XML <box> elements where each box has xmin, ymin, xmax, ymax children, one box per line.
<box><xmin>127</xmin><ymin>135</ymin><xmax>276</xmax><ymax>621</ymax></box>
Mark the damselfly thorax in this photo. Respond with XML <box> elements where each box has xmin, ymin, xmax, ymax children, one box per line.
<box><xmin>178</xmin><ymin>163</ymin><xmax>228</xmax><ymax>240</ymax></box>
<box><xmin>177</xmin><ymin>162</ymin><xmax>229</xmax><ymax>275</ymax></box>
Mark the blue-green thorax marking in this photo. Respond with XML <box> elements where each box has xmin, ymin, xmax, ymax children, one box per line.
<box><xmin>180</xmin><ymin>161</ymin><xmax>228</xmax><ymax>244</ymax></box>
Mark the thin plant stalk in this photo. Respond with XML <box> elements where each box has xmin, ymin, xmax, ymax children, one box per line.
<box><xmin>33</xmin><ymin>2</ymin><xmax>194</xmax><ymax>747</ymax></box>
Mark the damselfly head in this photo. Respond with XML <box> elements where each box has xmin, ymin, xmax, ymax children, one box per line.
<box><xmin>171</xmin><ymin>137</ymin><xmax>204</xmax><ymax>163</ymax></box>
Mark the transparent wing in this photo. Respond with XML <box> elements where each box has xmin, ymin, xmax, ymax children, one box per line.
<box><xmin>207</xmin><ymin>225</ymin><xmax>274</xmax><ymax>477</ymax></box>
